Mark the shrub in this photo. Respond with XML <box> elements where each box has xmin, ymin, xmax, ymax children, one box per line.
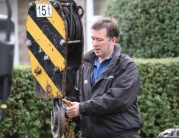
<box><xmin>136</xmin><ymin>57</ymin><xmax>179</xmax><ymax>137</ymax></box>
<box><xmin>0</xmin><ymin>65</ymin><xmax>52</xmax><ymax>138</ymax></box>
<box><xmin>104</xmin><ymin>0</ymin><xmax>179</xmax><ymax>58</ymax></box>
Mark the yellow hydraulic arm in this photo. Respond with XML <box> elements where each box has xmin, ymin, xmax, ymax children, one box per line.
<box><xmin>26</xmin><ymin>0</ymin><xmax>84</xmax><ymax>137</ymax></box>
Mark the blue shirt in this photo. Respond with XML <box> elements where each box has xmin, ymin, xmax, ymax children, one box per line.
<box><xmin>93</xmin><ymin>53</ymin><xmax>114</xmax><ymax>84</ymax></box>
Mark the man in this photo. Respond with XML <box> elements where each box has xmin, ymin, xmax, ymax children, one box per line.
<box><xmin>66</xmin><ymin>17</ymin><xmax>143</xmax><ymax>138</ymax></box>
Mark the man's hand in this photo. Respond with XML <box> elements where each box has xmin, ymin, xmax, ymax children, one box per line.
<box><xmin>66</xmin><ymin>102</ymin><xmax>80</xmax><ymax>118</ymax></box>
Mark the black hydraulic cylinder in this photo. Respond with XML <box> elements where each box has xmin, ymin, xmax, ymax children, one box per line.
<box><xmin>0</xmin><ymin>0</ymin><xmax>14</xmax><ymax>123</ymax></box>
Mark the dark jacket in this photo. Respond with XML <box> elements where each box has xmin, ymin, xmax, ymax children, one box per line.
<box><xmin>78</xmin><ymin>44</ymin><xmax>143</xmax><ymax>138</ymax></box>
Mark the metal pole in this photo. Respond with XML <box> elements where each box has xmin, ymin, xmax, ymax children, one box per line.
<box><xmin>5</xmin><ymin>0</ymin><xmax>12</xmax><ymax>42</ymax></box>
<box><xmin>0</xmin><ymin>77</ymin><xmax>8</xmax><ymax>123</ymax></box>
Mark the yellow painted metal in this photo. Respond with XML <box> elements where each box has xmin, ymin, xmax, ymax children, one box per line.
<box><xmin>26</xmin><ymin>15</ymin><xmax>65</xmax><ymax>71</ymax></box>
<box><xmin>34</xmin><ymin>1</ymin><xmax>66</xmax><ymax>39</ymax></box>
<box><xmin>28</xmin><ymin>50</ymin><xmax>63</xmax><ymax>98</ymax></box>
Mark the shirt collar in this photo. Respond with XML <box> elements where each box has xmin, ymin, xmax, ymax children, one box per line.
<box><xmin>94</xmin><ymin>52</ymin><xmax>114</xmax><ymax>66</ymax></box>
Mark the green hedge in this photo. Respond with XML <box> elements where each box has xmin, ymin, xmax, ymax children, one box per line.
<box><xmin>104</xmin><ymin>0</ymin><xmax>179</xmax><ymax>58</ymax></box>
<box><xmin>0</xmin><ymin>58</ymin><xmax>179</xmax><ymax>137</ymax></box>
<box><xmin>136</xmin><ymin>58</ymin><xmax>179</xmax><ymax>137</ymax></box>
<box><xmin>0</xmin><ymin>66</ymin><xmax>52</xmax><ymax>138</ymax></box>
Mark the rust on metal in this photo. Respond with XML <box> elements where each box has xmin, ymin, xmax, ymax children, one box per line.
<box><xmin>46</xmin><ymin>84</ymin><xmax>52</xmax><ymax>94</ymax></box>
<box><xmin>54</xmin><ymin>66</ymin><xmax>60</xmax><ymax>73</ymax></box>
<box><xmin>34</xmin><ymin>66</ymin><xmax>41</xmax><ymax>75</ymax></box>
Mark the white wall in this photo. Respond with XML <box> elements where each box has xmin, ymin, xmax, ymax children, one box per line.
<box><xmin>86</xmin><ymin>0</ymin><xmax>101</xmax><ymax>52</ymax></box>
<box><xmin>86</xmin><ymin>0</ymin><xmax>107</xmax><ymax>53</ymax></box>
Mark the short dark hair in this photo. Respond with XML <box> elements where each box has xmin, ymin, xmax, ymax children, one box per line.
<box><xmin>91</xmin><ymin>17</ymin><xmax>119</xmax><ymax>39</ymax></box>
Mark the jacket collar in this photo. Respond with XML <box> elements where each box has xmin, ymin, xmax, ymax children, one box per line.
<box><xmin>83</xmin><ymin>43</ymin><xmax>121</xmax><ymax>66</ymax></box>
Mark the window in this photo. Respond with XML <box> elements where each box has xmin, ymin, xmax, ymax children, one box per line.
<box><xmin>86</xmin><ymin>0</ymin><xmax>108</xmax><ymax>52</ymax></box>
<box><xmin>94</xmin><ymin>0</ymin><xmax>107</xmax><ymax>15</ymax></box>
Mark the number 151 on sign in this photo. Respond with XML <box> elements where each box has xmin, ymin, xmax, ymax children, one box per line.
<box><xmin>36</xmin><ymin>4</ymin><xmax>52</xmax><ymax>17</ymax></box>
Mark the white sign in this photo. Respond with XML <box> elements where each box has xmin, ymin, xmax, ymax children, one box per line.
<box><xmin>36</xmin><ymin>4</ymin><xmax>52</xmax><ymax>17</ymax></box>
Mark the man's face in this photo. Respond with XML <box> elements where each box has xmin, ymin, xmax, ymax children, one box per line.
<box><xmin>90</xmin><ymin>28</ymin><xmax>116</xmax><ymax>61</ymax></box>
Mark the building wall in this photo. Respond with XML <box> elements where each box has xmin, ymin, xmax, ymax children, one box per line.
<box><xmin>18</xmin><ymin>0</ymin><xmax>34</xmax><ymax>64</ymax></box>
<box><xmin>86</xmin><ymin>0</ymin><xmax>107</xmax><ymax>52</ymax></box>
<box><xmin>18</xmin><ymin>0</ymin><xmax>86</xmax><ymax>64</ymax></box>
<box><xmin>77</xmin><ymin>0</ymin><xmax>87</xmax><ymax>54</ymax></box>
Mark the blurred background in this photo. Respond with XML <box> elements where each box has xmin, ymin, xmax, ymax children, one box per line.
<box><xmin>1</xmin><ymin>0</ymin><xmax>179</xmax><ymax>137</ymax></box>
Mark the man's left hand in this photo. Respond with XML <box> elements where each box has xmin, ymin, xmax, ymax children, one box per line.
<box><xmin>66</xmin><ymin>102</ymin><xmax>80</xmax><ymax>118</ymax></box>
